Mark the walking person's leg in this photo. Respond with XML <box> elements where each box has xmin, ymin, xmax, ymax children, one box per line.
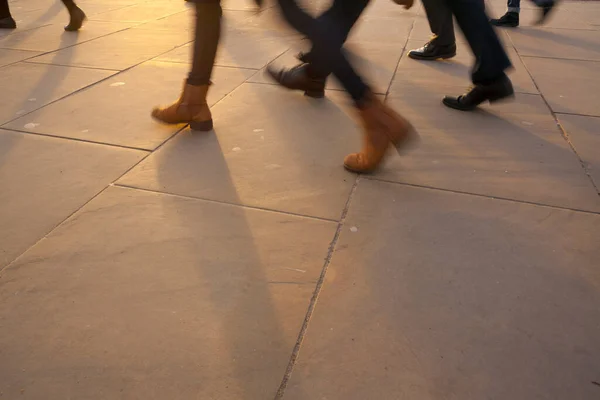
<box><xmin>152</xmin><ymin>0</ymin><xmax>222</xmax><ymax>131</ymax></box>
<box><xmin>408</xmin><ymin>0</ymin><xmax>456</xmax><ymax>60</ymax></box>
<box><xmin>61</xmin><ymin>0</ymin><xmax>87</xmax><ymax>31</ymax></box>
<box><xmin>491</xmin><ymin>0</ymin><xmax>521</xmax><ymax>27</ymax></box>
<box><xmin>0</xmin><ymin>0</ymin><xmax>16</xmax><ymax>30</ymax></box>
<box><xmin>442</xmin><ymin>0</ymin><xmax>514</xmax><ymax>110</ymax></box>
<box><xmin>491</xmin><ymin>0</ymin><xmax>556</xmax><ymax>27</ymax></box>
<box><xmin>268</xmin><ymin>0</ymin><xmax>370</xmax><ymax>98</ymax></box>
<box><xmin>270</xmin><ymin>0</ymin><xmax>419</xmax><ymax>172</ymax></box>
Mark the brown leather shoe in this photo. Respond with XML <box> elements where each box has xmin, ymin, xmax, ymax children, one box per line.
<box><xmin>344</xmin><ymin>93</ymin><xmax>418</xmax><ymax>173</ymax></box>
<box><xmin>151</xmin><ymin>82</ymin><xmax>213</xmax><ymax>131</ymax></box>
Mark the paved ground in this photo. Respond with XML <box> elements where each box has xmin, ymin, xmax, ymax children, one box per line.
<box><xmin>1</xmin><ymin>0</ymin><xmax>599</xmax><ymax>398</ymax></box>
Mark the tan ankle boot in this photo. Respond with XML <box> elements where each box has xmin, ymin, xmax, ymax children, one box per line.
<box><xmin>151</xmin><ymin>82</ymin><xmax>213</xmax><ymax>131</ymax></box>
<box><xmin>344</xmin><ymin>93</ymin><xmax>418</xmax><ymax>173</ymax></box>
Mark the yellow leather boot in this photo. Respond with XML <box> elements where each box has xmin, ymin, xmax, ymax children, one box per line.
<box><xmin>344</xmin><ymin>93</ymin><xmax>418</xmax><ymax>173</ymax></box>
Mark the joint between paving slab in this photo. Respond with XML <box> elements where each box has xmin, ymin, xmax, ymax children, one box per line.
<box><xmin>21</xmin><ymin>60</ymin><xmax>122</xmax><ymax>72</ymax></box>
<box><xmin>365</xmin><ymin>176</ymin><xmax>600</xmax><ymax>215</ymax></box>
<box><xmin>0</xmin><ymin>38</ymin><xmax>199</xmax><ymax>129</ymax></box>
<box><xmin>507</xmin><ymin>37</ymin><xmax>600</xmax><ymax>195</ymax></box>
<box><xmin>520</xmin><ymin>54</ymin><xmax>600</xmax><ymax>64</ymax></box>
<box><xmin>385</xmin><ymin>17</ymin><xmax>415</xmax><ymax>98</ymax></box>
<box><xmin>0</xmin><ymin>124</ymin><xmax>189</xmax><ymax>276</ymax></box>
<box><xmin>0</xmin><ymin>127</ymin><xmax>153</xmax><ymax>152</ymax></box>
<box><xmin>112</xmin><ymin>183</ymin><xmax>340</xmax><ymax>223</ymax></box>
<box><xmin>273</xmin><ymin>176</ymin><xmax>360</xmax><ymax>400</ymax></box>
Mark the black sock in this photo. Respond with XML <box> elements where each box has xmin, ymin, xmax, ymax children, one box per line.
<box><xmin>187</xmin><ymin>1</ymin><xmax>222</xmax><ymax>86</ymax></box>
<box><xmin>61</xmin><ymin>0</ymin><xmax>78</xmax><ymax>12</ymax></box>
<box><xmin>0</xmin><ymin>0</ymin><xmax>12</xmax><ymax>19</ymax></box>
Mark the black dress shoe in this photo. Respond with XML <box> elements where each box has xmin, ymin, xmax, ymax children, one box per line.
<box><xmin>490</xmin><ymin>11</ymin><xmax>519</xmax><ymax>27</ymax></box>
<box><xmin>296</xmin><ymin>51</ymin><xmax>311</xmax><ymax>64</ymax></box>
<box><xmin>536</xmin><ymin>1</ymin><xmax>556</xmax><ymax>25</ymax></box>
<box><xmin>266</xmin><ymin>63</ymin><xmax>326</xmax><ymax>98</ymax></box>
<box><xmin>408</xmin><ymin>41</ymin><xmax>456</xmax><ymax>61</ymax></box>
<box><xmin>442</xmin><ymin>76</ymin><xmax>515</xmax><ymax>111</ymax></box>
<box><xmin>0</xmin><ymin>16</ymin><xmax>17</xmax><ymax>29</ymax></box>
<box><xmin>64</xmin><ymin>7</ymin><xmax>86</xmax><ymax>31</ymax></box>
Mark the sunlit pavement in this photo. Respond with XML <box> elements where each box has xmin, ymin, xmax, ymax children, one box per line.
<box><xmin>1</xmin><ymin>0</ymin><xmax>599</xmax><ymax>398</ymax></box>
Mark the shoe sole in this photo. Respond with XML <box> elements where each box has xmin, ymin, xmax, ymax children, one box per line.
<box><xmin>442</xmin><ymin>93</ymin><xmax>515</xmax><ymax>111</ymax></box>
<box><xmin>408</xmin><ymin>52</ymin><xmax>456</xmax><ymax>61</ymax></box>
<box><xmin>304</xmin><ymin>90</ymin><xmax>325</xmax><ymax>98</ymax></box>
<box><xmin>189</xmin><ymin>119</ymin><xmax>214</xmax><ymax>132</ymax></box>
<box><xmin>491</xmin><ymin>22</ymin><xmax>519</xmax><ymax>27</ymax></box>
<box><xmin>64</xmin><ymin>13</ymin><xmax>87</xmax><ymax>31</ymax></box>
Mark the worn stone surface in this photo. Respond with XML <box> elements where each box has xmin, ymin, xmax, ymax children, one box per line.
<box><xmin>0</xmin><ymin>186</ymin><xmax>335</xmax><ymax>400</ymax></box>
<box><xmin>0</xmin><ymin>0</ymin><xmax>599</xmax><ymax>398</ymax></box>
<box><xmin>283</xmin><ymin>179</ymin><xmax>600</xmax><ymax>400</ymax></box>
<box><xmin>28</xmin><ymin>27</ymin><xmax>191</xmax><ymax>70</ymax></box>
<box><xmin>0</xmin><ymin>129</ymin><xmax>145</xmax><ymax>269</ymax></box>
<box><xmin>557</xmin><ymin>113</ymin><xmax>600</xmax><ymax>191</ymax></box>
<box><xmin>381</xmin><ymin>88</ymin><xmax>600</xmax><ymax>212</ymax></box>
<box><xmin>523</xmin><ymin>57</ymin><xmax>600</xmax><ymax>117</ymax></box>
<box><xmin>0</xmin><ymin>62</ymin><xmax>115</xmax><ymax>125</ymax></box>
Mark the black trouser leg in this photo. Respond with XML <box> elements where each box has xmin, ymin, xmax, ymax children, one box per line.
<box><xmin>303</xmin><ymin>0</ymin><xmax>368</xmax><ymax>68</ymax></box>
<box><xmin>421</xmin><ymin>0</ymin><xmax>455</xmax><ymax>46</ymax></box>
<box><xmin>61</xmin><ymin>0</ymin><xmax>78</xmax><ymax>12</ymax></box>
<box><xmin>0</xmin><ymin>0</ymin><xmax>12</xmax><ymax>19</ymax></box>
<box><xmin>187</xmin><ymin>0</ymin><xmax>222</xmax><ymax>86</ymax></box>
<box><xmin>277</xmin><ymin>0</ymin><xmax>370</xmax><ymax>104</ymax></box>
<box><xmin>446</xmin><ymin>0</ymin><xmax>511</xmax><ymax>84</ymax></box>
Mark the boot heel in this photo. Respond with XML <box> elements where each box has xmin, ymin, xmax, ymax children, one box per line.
<box><xmin>190</xmin><ymin>119</ymin><xmax>213</xmax><ymax>131</ymax></box>
<box><xmin>304</xmin><ymin>89</ymin><xmax>325</xmax><ymax>99</ymax></box>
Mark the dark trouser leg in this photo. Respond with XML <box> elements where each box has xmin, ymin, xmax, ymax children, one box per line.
<box><xmin>61</xmin><ymin>0</ymin><xmax>78</xmax><ymax>12</ymax></box>
<box><xmin>302</xmin><ymin>0</ymin><xmax>368</xmax><ymax>69</ymax></box>
<box><xmin>187</xmin><ymin>0</ymin><xmax>222</xmax><ymax>86</ymax></box>
<box><xmin>421</xmin><ymin>0</ymin><xmax>455</xmax><ymax>46</ymax></box>
<box><xmin>0</xmin><ymin>0</ymin><xmax>12</xmax><ymax>19</ymax></box>
<box><xmin>277</xmin><ymin>0</ymin><xmax>370</xmax><ymax>104</ymax></box>
<box><xmin>446</xmin><ymin>0</ymin><xmax>511</xmax><ymax>84</ymax></box>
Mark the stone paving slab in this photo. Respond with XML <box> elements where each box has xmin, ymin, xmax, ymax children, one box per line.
<box><xmin>282</xmin><ymin>179</ymin><xmax>600</xmax><ymax>400</ymax></box>
<box><xmin>347</xmin><ymin>15</ymin><xmax>414</xmax><ymax>44</ymax></box>
<box><xmin>0</xmin><ymin>48</ymin><xmax>41</xmax><ymax>67</ymax></box>
<box><xmin>0</xmin><ymin>129</ymin><xmax>145</xmax><ymax>269</ymax></box>
<box><xmin>4</xmin><ymin>61</ymin><xmax>255</xmax><ymax>150</ymax></box>
<box><xmin>381</xmin><ymin>88</ymin><xmax>600</xmax><ymax>212</ymax></box>
<box><xmin>0</xmin><ymin>185</ymin><xmax>335</xmax><ymax>399</ymax></box>
<box><xmin>0</xmin><ymin>21</ymin><xmax>138</xmax><ymax>52</ymax></box>
<box><xmin>28</xmin><ymin>27</ymin><xmax>190</xmax><ymax>70</ymax></box>
<box><xmin>0</xmin><ymin>62</ymin><xmax>115</xmax><ymax>125</ymax></box>
<box><xmin>557</xmin><ymin>113</ymin><xmax>600</xmax><ymax>190</ymax></box>
<box><xmin>508</xmin><ymin>27</ymin><xmax>600</xmax><ymax>61</ymax></box>
<box><xmin>0</xmin><ymin>6</ymin><xmax>68</xmax><ymax>37</ymax></box>
<box><xmin>88</xmin><ymin>2</ymin><xmax>189</xmax><ymax>23</ymax></box>
<box><xmin>522</xmin><ymin>57</ymin><xmax>600</xmax><ymax>117</ymax></box>
<box><xmin>0</xmin><ymin>0</ymin><xmax>599</xmax><ymax>398</ymax></box>
<box><xmin>117</xmin><ymin>83</ymin><xmax>359</xmax><ymax>220</ymax></box>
